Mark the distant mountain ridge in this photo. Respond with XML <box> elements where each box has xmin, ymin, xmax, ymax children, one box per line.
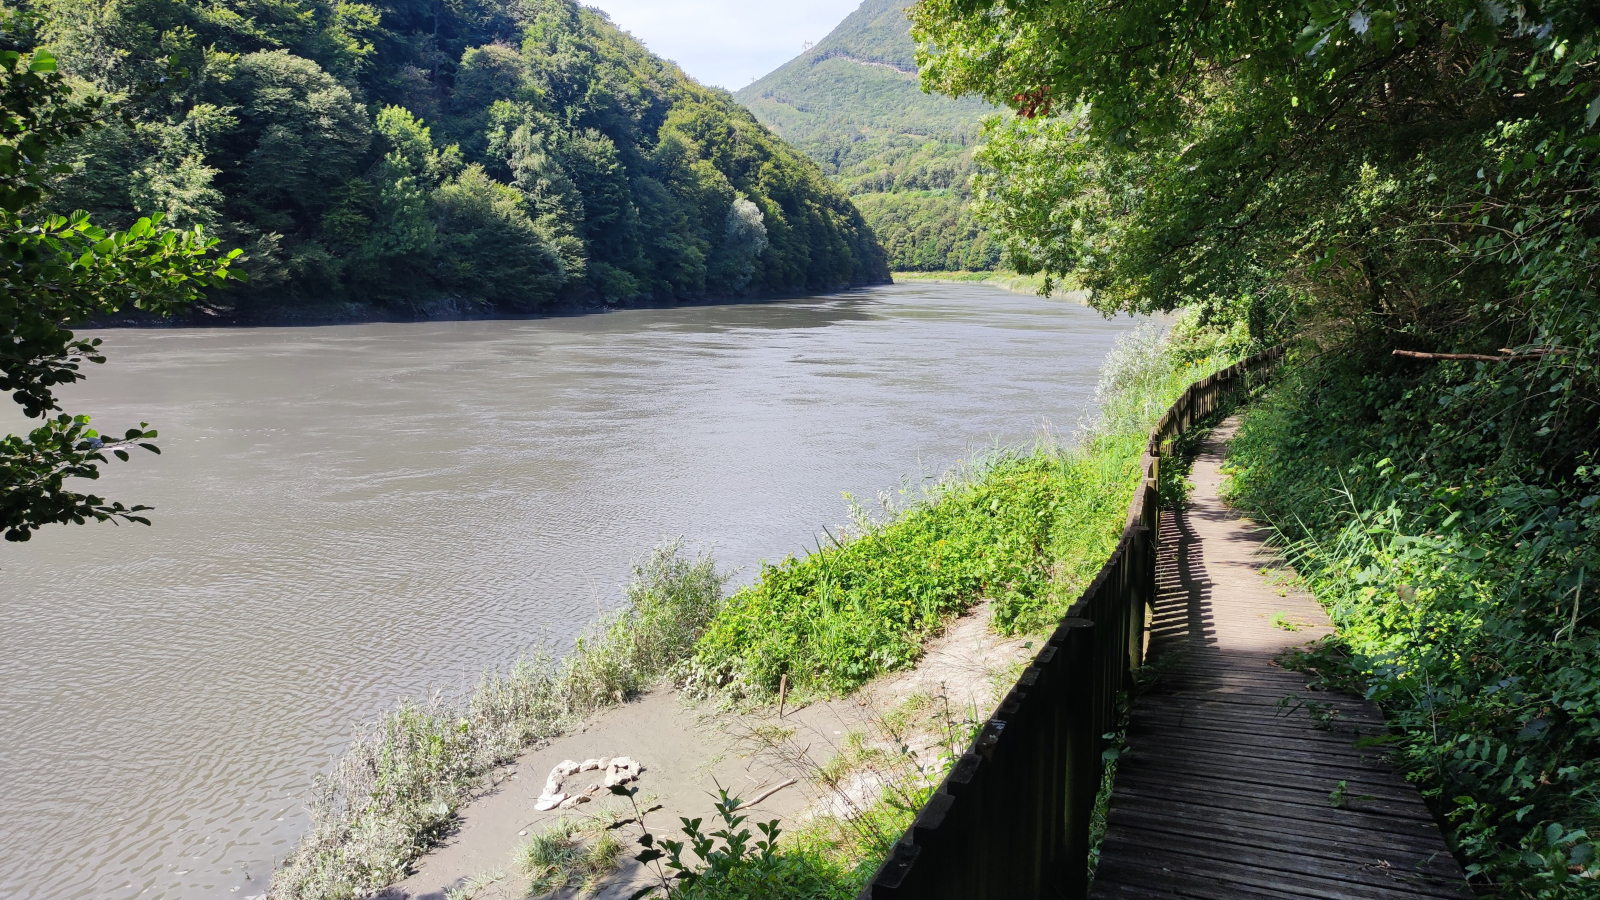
<box><xmin>798</xmin><ymin>0</ymin><xmax>918</xmax><ymax>70</ymax></box>
<box><xmin>736</xmin><ymin>0</ymin><xmax>1001</xmax><ymax>272</ymax></box>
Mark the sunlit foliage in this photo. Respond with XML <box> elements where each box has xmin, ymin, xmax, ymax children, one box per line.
<box><xmin>0</xmin><ymin>14</ymin><xmax>241</xmax><ymax>541</ymax></box>
<box><xmin>31</xmin><ymin>0</ymin><xmax>887</xmax><ymax>314</ymax></box>
<box><xmin>908</xmin><ymin>0</ymin><xmax>1600</xmax><ymax>892</ymax></box>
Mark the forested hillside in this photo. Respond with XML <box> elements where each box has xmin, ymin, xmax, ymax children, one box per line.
<box><xmin>26</xmin><ymin>0</ymin><xmax>886</xmax><ymax>317</ymax></box>
<box><xmin>735</xmin><ymin>0</ymin><xmax>997</xmax><ymax>273</ymax></box>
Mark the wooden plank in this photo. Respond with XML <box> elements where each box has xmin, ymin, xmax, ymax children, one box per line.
<box><xmin>1108</xmin><ymin>782</ymin><xmax>1451</xmax><ymax>842</ymax></box>
<box><xmin>1126</xmin><ymin>716</ymin><xmax>1381</xmax><ymax>746</ymax></box>
<box><xmin>1106</xmin><ymin>804</ymin><xmax>1465</xmax><ymax>877</ymax></box>
<box><xmin>1090</xmin><ymin>419</ymin><xmax>1467</xmax><ymax>900</ymax></box>
<box><xmin>1132</xmin><ymin>691</ymin><xmax>1385</xmax><ymax>719</ymax></box>
<box><xmin>1127</xmin><ymin>703</ymin><xmax>1389</xmax><ymax>736</ymax></box>
<box><xmin>1094</xmin><ymin>875</ymin><xmax>1294</xmax><ymax>900</ymax></box>
<box><xmin>1115</xmin><ymin>754</ymin><xmax>1430</xmax><ymax>807</ymax></box>
<box><xmin>1126</xmin><ymin>713</ymin><xmax>1387</xmax><ymax>750</ymax></box>
<box><xmin>1111</xmin><ymin>766</ymin><xmax>1438</xmax><ymax>815</ymax></box>
<box><xmin>1120</xmin><ymin>737</ymin><xmax>1410</xmax><ymax>781</ymax></box>
<box><xmin>1098</xmin><ymin>834</ymin><xmax>1473</xmax><ymax>899</ymax></box>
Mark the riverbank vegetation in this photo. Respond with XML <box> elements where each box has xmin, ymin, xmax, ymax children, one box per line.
<box><xmin>269</xmin><ymin>544</ymin><xmax>724</xmax><ymax>900</ymax></box>
<box><xmin>911</xmin><ymin>0</ymin><xmax>1600</xmax><ymax>892</ymax></box>
<box><xmin>687</xmin><ymin>315</ymin><xmax>1241</xmax><ymax>703</ymax></box>
<box><xmin>891</xmin><ymin>269</ymin><xmax>1055</xmax><ymax>296</ymax></box>
<box><xmin>660</xmin><ymin>316</ymin><xmax>1247</xmax><ymax>898</ymax></box>
<box><xmin>27</xmin><ymin>0</ymin><xmax>885</xmax><ymax>319</ymax></box>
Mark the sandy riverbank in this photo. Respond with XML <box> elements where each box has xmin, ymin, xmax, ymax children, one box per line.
<box><xmin>381</xmin><ymin>602</ymin><xmax>1034</xmax><ymax>900</ymax></box>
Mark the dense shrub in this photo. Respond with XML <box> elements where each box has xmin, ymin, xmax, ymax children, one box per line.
<box><xmin>1225</xmin><ymin>355</ymin><xmax>1600</xmax><ymax>896</ymax></box>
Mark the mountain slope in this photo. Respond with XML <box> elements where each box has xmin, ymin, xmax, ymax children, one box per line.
<box><xmin>735</xmin><ymin>0</ymin><xmax>999</xmax><ymax>272</ymax></box>
<box><xmin>36</xmin><ymin>0</ymin><xmax>887</xmax><ymax>315</ymax></box>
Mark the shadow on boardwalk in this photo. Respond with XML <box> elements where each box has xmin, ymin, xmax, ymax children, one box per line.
<box><xmin>1091</xmin><ymin>418</ymin><xmax>1471</xmax><ymax>900</ymax></box>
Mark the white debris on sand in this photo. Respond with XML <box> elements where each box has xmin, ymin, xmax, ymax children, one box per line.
<box><xmin>535</xmin><ymin>755</ymin><xmax>643</xmax><ymax>810</ymax></box>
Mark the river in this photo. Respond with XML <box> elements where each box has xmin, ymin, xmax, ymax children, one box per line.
<box><xmin>0</xmin><ymin>282</ymin><xmax>1137</xmax><ymax>899</ymax></box>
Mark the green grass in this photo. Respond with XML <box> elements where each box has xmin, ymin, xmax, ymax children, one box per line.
<box><xmin>517</xmin><ymin>818</ymin><xmax>626</xmax><ymax>896</ymax></box>
<box><xmin>686</xmin><ymin>446</ymin><xmax>1138</xmax><ymax>700</ymax></box>
<box><xmin>891</xmin><ymin>269</ymin><xmax>1061</xmax><ymax>295</ymax></box>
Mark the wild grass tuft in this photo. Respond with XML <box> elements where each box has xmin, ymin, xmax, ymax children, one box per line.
<box><xmin>517</xmin><ymin>819</ymin><xmax>625</xmax><ymax>896</ymax></box>
<box><xmin>268</xmin><ymin>541</ymin><xmax>725</xmax><ymax>900</ymax></box>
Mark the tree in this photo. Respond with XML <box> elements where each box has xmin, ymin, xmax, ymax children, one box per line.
<box><xmin>432</xmin><ymin>163</ymin><xmax>566</xmax><ymax>307</ymax></box>
<box><xmin>712</xmin><ymin>195</ymin><xmax>768</xmax><ymax>292</ymax></box>
<box><xmin>0</xmin><ymin>17</ymin><xmax>241</xmax><ymax>542</ymax></box>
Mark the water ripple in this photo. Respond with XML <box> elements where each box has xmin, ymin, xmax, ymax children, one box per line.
<box><xmin>0</xmin><ymin>283</ymin><xmax>1139</xmax><ymax>899</ymax></box>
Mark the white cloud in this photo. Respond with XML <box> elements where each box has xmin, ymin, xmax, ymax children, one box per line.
<box><xmin>584</xmin><ymin>1</ymin><xmax>864</xmax><ymax>90</ymax></box>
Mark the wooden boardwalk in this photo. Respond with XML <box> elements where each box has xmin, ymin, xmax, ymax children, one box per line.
<box><xmin>1090</xmin><ymin>420</ymin><xmax>1471</xmax><ymax>900</ymax></box>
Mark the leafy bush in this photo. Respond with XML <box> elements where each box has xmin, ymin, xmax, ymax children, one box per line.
<box><xmin>1225</xmin><ymin>356</ymin><xmax>1600</xmax><ymax>897</ymax></box>
<box><xmin>620</xmin><ymin>785</ymin><xmax>862</xmax><ymax>900</ymax></box>
<box><xmin>688</xmin><ymin>450</ymin><xmax>1135</xmax><ymax>700</ymax></box>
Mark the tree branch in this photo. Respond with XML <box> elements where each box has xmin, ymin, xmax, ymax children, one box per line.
<box><xmin>1392</xmin><ymin>348</ymin><xmax>1568</xmax><ymax>363</ymax></box>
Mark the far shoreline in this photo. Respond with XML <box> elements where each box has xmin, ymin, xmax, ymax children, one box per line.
<box><xmin>891</xmin><ymin>269</ymin><xmax>1090</xmax><ymax>301</ymax></box>
<box><xmin>82</xmin><ymin>279</ymin><xmax>898</xmax><ymax>331</ymax></box>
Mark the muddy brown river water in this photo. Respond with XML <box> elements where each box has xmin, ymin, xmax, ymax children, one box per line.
<box><xmin>0</xmin><ymin>282</ymin><xmax>1138</xmax><ymax>899</ymax></box>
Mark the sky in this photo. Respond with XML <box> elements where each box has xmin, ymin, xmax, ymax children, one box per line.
<box><xmin>585</xmin><ymin>0</ymin><xmax>866</xmax><ymax>90</ymax></box>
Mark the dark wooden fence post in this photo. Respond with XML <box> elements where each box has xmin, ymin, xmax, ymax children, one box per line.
<box><xmin>1056</xmin><ymin>617</ymin><xmax>1096</xmax><ymax>900</ymax></box>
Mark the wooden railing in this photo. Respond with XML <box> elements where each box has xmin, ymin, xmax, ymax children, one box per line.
<box><xmin>856</xmin><ymin>345</ymin><xmax>1286</xmax><ymax>900</ymax></box>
